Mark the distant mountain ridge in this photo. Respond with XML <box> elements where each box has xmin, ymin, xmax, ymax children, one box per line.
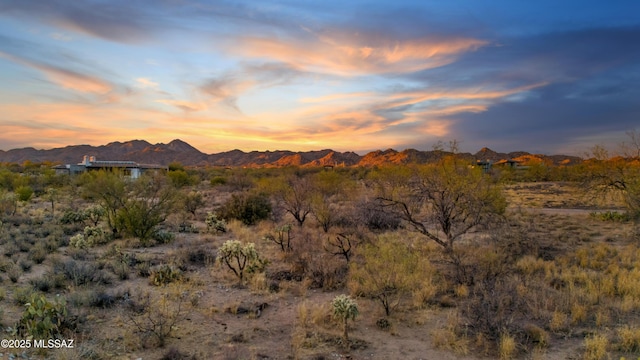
<box><xmin>0</xmin><ymin>139</ymin><xmax>583</xmax><ymax>167</ymax></box>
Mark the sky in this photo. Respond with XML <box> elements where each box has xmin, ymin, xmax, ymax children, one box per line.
<box><xmin>0</xmin><ymin>0</ymin><xmax>639</xmax><ymax>155</ymax></box>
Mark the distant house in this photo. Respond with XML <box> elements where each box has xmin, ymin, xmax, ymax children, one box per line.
<box><xmin>53</xmin><ymin>156</ymin><xmax>166</xmax><ymax>179</ymax></box>
<box><xmin>476</xmin><ymin>159</ymin><xmax>493</xmax><ymax>173</ymax></box>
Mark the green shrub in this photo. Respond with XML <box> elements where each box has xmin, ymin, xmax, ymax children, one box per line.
<box><xmin>15</xmin><ymin>186</ymin><xmax>33</xmax><ymax>202</ymax></box>
<box><xmin>210</xmin><ymin>176</ymin><xmax>227</xmax><ymax>186</ymax></box>
<box><xmin>218</xmin><ymin>193</ymin><xmax>271</xmax><ymax>225</ymax></box>
<box><xmin>590</xmin><ymin>210</ymin><xmax>632</xmax><ymax>222</ymax></box>
<box><xmin>152</xmin><ymin>229</ymin><xmax>175</xmax><ymax>244</ymax></box>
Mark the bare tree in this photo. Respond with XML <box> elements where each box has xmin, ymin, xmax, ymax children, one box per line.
<box><xmin>375</xmin><ymin>157</ymin><xmax>506</xmax><ymax>252</ymax></box>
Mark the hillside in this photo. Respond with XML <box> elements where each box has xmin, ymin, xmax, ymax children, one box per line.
<box><xmin>0</xmin><ymin>140</ymin><xmax>582</xmax><ymax>167</ymax></box>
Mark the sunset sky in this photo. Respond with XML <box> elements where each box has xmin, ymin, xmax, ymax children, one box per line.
<box><xmin>0</xmin><ymin>1</ymin><xmax>638</xmax><ymax>155</ymax></box>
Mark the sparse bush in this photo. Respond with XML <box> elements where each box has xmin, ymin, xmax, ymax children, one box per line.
<box><xmin>54</xmin><ymin>259</ymin><xmax>113</xmax><ymax>287</ymax></box>
<box><xmin>18</xmin><ymin>258</ymin><xmax>33</xmax><ymax>272</ymax></box>
<box><xmin>356</xmin><ymin>198</ymin><xmax>401</xmax><ymax>231</ymax></box>
<box><xmin>590</xmin><ymin>210</ymin><xmax>631</xmax><ymax>222</ymax></box>
<box><xmin>30</xmin><ymin>273</ymin><xmax>65</xmax><ymax>293</ymax></box>
<box><xmin>218</xmin><ymin>193</ymin><xmax>271</xmax><ymax>226</ymax></box>
<box><xmin>210</xmin><ymin>175</ymin><xmax>227</xmax><ymax>187</ymax></box>
<box><xmin>13</xmin><ymin>286</ymin><xmax>36</xmax><ymax>305</ymax></box>
<box><xmin>7</xmin><ymin>264</ymin><xmax>22</xmax><ymax>283</ymax></box>
<box><xmin>264</xmin><ymin>224</ymin><xmax>292</xmax><ymax>252</ymax></box>
<box><xmin>127</xmin><ymin>287</ymin><xmax>191</xmax><ymax>347</ymax></box>
<box><xmin>28</xmin><ymin>242</ymin><xmax>48</xmax><ymax>264</ymax></box>
<box><xmin>349</xmin><ymin>235</ymin><xmax>436</xmax><ymax>315</ymax></box>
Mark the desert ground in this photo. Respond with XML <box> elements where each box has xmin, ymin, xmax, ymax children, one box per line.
<box><xmin>1</xmin><ymin>173</ymin><xmax>639</xmax><ymax>360</ymax></box>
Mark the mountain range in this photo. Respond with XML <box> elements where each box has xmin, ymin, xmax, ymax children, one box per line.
<box><xmin>0</xmin><ymin>139</ymin><xmax>583</xmax><ymax>167</ymax></box>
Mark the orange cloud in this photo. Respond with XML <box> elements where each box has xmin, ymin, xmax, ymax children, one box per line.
<box><xmin>230</xmin><ymin>34</ymin><xmax>486</xmax><ymax>75</ymax></box>
<box><xmin>135</xmin><ymin>77</ymin><xmax>159</xmax><ymax>89</ymax></box>
<box><xmin>156</xmin><ymin>99</ymin><xmax>207</xmax><ymax>112</ymax></box>
<box><xmin>0</xmin><ymin>51</ymin><xmax>112</xmax><ymax>94</ymax></box>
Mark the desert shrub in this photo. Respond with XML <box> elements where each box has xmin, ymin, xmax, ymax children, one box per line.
<box><xmin>0</xmin><ymin>257</ymin><xmax>11</xmax><ymax>272</ymax></box>
<box><xmin>7</xmin><ymin>264</ymin><xmax>21</xmax><ymax>283</ymax></box>
<box><xmin>30</xmin><ymin>273</ymin><xmax>65</xmax><ymax>293</ymax></box>
<box><xmin>210</xmin><ymin>176</ymin><xmax>227</xmax><ymax>187</ymax></box>
<box><xmin>160</xmin><ymin>347</ymin><xmax>197</xmax><ymax>360</ymax></box>
<box><xmin>218</xmin><ymin>240</ymin><xmax>266</xmax><ymax>282</ymax></box>
<box><xmin>136</xmin><ymin>261</ymin><xmax>152</xmax><ymax>277</ymax></box>
<box><xmin>28</xmin><ymin>242</ymin><xmax>48</xmax><ymax>264</ymax></box>
<box><xmin>218</xmin><ymin>193</ymin><xmax>271</xmax><ymax>225</ymax></box>
<box><xmin>355</xmin><ymin>198</ymin><xmax>401</xmax><ymax>231</ymax></box>
<box><xmin>590</xmin><ymin>210</ymin><xmax>632</xmax><ymax>222</ymax></box>
<box><xmin>205</xmin><ymin>212</ymin><xmax>227</xmax><ymax>233</ymax></box>
<box><xmin>16</xmin><ymin>294</ymin><xmax>70</xmax><ymax>339</ymax></box>
<box><xmin>110</xmin><ymin>261</ymin><xmax>130</xmax><ymax>280</ymax></box>
<box><xmin>91</xmin><ymin>290</ymin><xmax>122</xmax><ymax>309</ymax></box>
<box><xmin>263</xmin><ymin>224</ymin><xmax>292</xmax><ymax>252</ymax></box>
<box><xmin>152</xmin><ymin>229</ymin><xmax>175</xmax><ymax>244</ymax></box>
<box><xmin>461</xmin><ymin>276</ymin><xmax>528</xmax><ymax>345</ymax></box>
<box><xmin>583</xmin><ymin>333</ymin><xmax>609</xmax><ymax>360</ymax></box>
<box><xmin>54</xmin><ymin>259</ymin><xmax>113</xmax><ymax>287</ymax></box>
<box><xmin>13</xmin><ymin>287</ymin><xmax>36</xmax><ymax>305</ymax></box>
<box><xmin>183</xmin><ymin>247</ymin><xmax>216</xmax><ymax>267</ymax></box>
<box><xmin>15</xmin><ymin>185</ymin><xmax>33</xmax><ymax>202</ymax></box>
<box><xmin>349</xmin><ymin>235</ymin><xmax>436</xmax><ymax>315</ymax></box>
<box><xmin>18</xmin><ymin>258</ymin><xmax>33</xmax><ymax>272</ymax></box>
<box><xmin>617</xmin><ymin>326</ymin><xmax>640</xmax><ymax>352</ymax></box>
<box><xmin>60</xmin><ymin>209</ymin><xmax>88</xmax><ymax>225</ymax></box>
<box><xmin>149</xmin><ymin>264</ymin><xmax>184</xmax><ymax>286</ymax></box>
<box><xmin>127</xmin><ymin>286</ymin><xmax>192</xmax><ymax>347</ymax></box>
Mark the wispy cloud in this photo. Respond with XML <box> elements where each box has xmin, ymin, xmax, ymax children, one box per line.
<box><xmin>0</xmin><ymin>51</ymin><xmax>112</xmax><ymax>94</ymax></box>
<box><xmin>230</xmin><ymin>34</ymin><xmax>487</xmax><ymax>75</ymax></box>
<box><xmin>156</xmin><ymin>99</ymin><xmax>207</xmax><ymax>112</ymax></box>
<box><xmin>135</xmin><ymin>78</ymin><xmax>159</xmax><ymax>89</ymax></box>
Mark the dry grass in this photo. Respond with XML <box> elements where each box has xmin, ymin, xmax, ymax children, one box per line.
<box><xmin>430</xmin><ymin>312</ymin><xmax>469</xmax><ymax>355</ymax></box>
<box><xmin>498</xmin><ymin>332</ymin><xmax>517</xmax><ymax>360</ymax></box>
<box><xmin>583</xmin><ymin>333</ymin><xmax>609</xmax><ymax>360</ymax></box>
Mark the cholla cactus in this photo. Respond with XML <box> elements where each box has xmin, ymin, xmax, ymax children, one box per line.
<box><xmin>218</xmin><ymin>240</ymin><xmax>261</xmax><ymax>282</ymax></box>
<box><xmin>69</xmin><ymin>233</ymin><xmax>88</xmax><ymax>249</ymax></box>
<box><xmin>205</xmin><ymin>212</ymin><xmax>227</xmax><ymax>233</ymax></box>
<box><xmin>332</xmin><ymin>294</ymin><xmax>359</xmax><ymax>343</ymax></box>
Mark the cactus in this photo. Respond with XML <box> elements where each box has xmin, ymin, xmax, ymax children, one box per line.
<box><xmin>17</xmin><ymin>294</ymin><xmax>68</xmax><ymax>339</ymax></box>
<box><xmin>218</xmin><ymin>240</ymin><xmax>264</xmax><ymax>282</ymax></box>
<box><xmin>331</xmin><ymin>294</ymin><xmax>359</xmax><ymax>343</ymax></box>
<box><xmin>205</xmin><ymin>212</ymin><xmax>227</xmax><ymax>233</ymax></box>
